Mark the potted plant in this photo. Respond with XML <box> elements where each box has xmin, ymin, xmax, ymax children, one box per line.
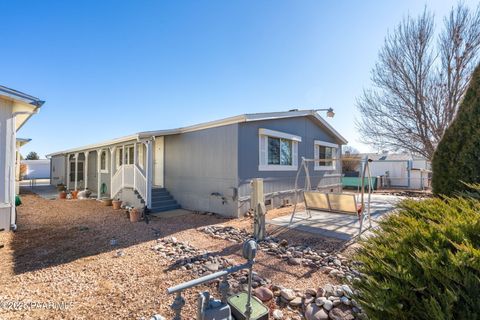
<box><xmin>101</xmin><ymin>198</ymin><xmax>113</xmax><ymax>206</ymax></box>
<box><xmin>129</xmin><ymin>207</ymin><xmax>141</xmax><ymax>222</ymax></box>
<box><xmin>71</xmin><ymin>190</ymin><xmax>79</xmax><ymax>200</ymax></box>
<box><xmin>112</xmin><ymin>198</ymin><xmax>122</xmax><ymax>210</ymax></box>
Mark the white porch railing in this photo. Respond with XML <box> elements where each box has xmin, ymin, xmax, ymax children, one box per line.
<box><xmin>111</xmin><ymin>164</ymin><xmax>147</xmax><ymax>203</ymax></box>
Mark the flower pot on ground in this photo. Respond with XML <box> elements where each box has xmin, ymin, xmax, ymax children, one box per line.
<box><xmin>59</xmin><ymin>191</ymin><xmax>67</xmax><ymax>199</ymax></box>
<box><xmin>129</xmin><ymin>208</ymin><xmax>141</xmax><ymax>223</ymax></box>
<box><xmin>112</xmin><ymin>199</ymin><xmax>122</xmax><ymax>210</ymax></box>
<box><xmin>71</xmin><ymin>190</ymin><xmax>79</xmax><ymax>200</ymax></box>
<box><xmin>101</xmin><ymin>198</ymin><xmax>113</xmax><ymax>206</ymax></box>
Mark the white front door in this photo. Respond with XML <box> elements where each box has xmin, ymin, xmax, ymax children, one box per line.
<box><xmin>153</xmin><ymin>137</ymin><xmax>164</xmax><ymax>187</ymax></box>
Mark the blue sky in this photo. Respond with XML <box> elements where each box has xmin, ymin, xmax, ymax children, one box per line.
<box><xmin>1</xmin><ymin>1</ymin><xmax>476</xmax><ymax>158</ymax></box>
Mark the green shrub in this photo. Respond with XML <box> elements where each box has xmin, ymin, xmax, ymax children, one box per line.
<box><xmin>432</xmin><ymin>64</ymin><xmax>480</xmax><ymax>196</ymax></box>
<box><xmin>353</xmin><ymin>196</ymin><xmax>480</xmax><ymax>320</ymax></box>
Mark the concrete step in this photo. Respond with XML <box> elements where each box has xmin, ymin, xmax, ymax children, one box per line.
<box><xmin>150</xmin><ymin>204</ymin><xmax>181</xmax><ymax>213</ymax></box>
<box><xmin>151</xmin><ymin>199</ymin><xmax>177</xmax><ymax>207</ymax></box>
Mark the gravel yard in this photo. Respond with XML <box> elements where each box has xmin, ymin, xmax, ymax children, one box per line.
<box><xmin>0</xmin><ymin>192</ymin><xmax>348</xmax><ymax>320</ymax></box>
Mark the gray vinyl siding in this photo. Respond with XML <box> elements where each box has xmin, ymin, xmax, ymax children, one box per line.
<box><xmin>237</xmin><ymin>116</ymin><xmax>343</xmax><ymax>213</ymax></box>
<box><xmin>163</xmin><ymin>124</ymin><xmax>239</xmax><ymax>217</ymax></box>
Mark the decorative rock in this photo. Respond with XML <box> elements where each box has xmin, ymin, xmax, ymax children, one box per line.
<box><xmin>341</xmin><ymin>285</ymin><xmax>353</xmax><ymax>298</ymax></box>
<box><xmin>324</xmin><ymin>284</ymin><xmax>334</xmax><ymax>297</ymax></box>
<box><xmin>272</xmin><ymin>309</ymin><xmax>284</xmax><ymax>320</ymax></box>
<box><xmin>316</xmin><ymin>287</ymin><xmax>326</xmax><ymax>297</ymax></box>
<box><xmin>329</xmin><ymin>307</ymin><xmax>354</xmax><ymax>320</ymax></box>
<box><xmin>280</xmin><ymin>288</ymin><xmax>296</xmax><ymax>301</ymax></box>
<box><xmin>204</xmin><ymin>262</ymin><xmax>219</xmax><ymax>272</ymax></box>
<box><xmin>288</xmin><ymin>257</ymin><xmax>302</xmax><ymax>265</ymax></box>
<box><xmin>289</xmin><ymin>297</ymin><xmax>303</xmax><ymax>307</ymax></box>
<box><xmin>340</xmin><ymin>296</ymin><xmax>351</xmax><ymax>306</ymax></box>
<box><xmin>305</xmin><ymin>303</ymin><xmax>329</xmax><ymax>320</ymax></box>
<box><xmin>315</xmin><ymin>296</ymin><xmax>327</xmax><ymax>306</ymax></box>
<box><xmin>305</xmin><ymin>288</ymin><xmax>317</xmax><ymax>296</ymax></box>
<box><xmin>279</xmin><ymin>239</ymin><xmax>288</xmax><ymax>246</ymax></box>
<box><xmin>322</xmin><ymin>299</ymin><xmax>333</xmax><ymax>311</ymax></box>
<box><xmin>254</xmin><ymin>287</ymin><xmax>273</xmax><ymax>302</ymax></box>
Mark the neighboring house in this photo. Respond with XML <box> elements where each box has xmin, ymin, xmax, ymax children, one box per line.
<box><xmin>47</xmin><ymin>110</ymin><xmax>347</xmax><ymax>217</ymax></box>
<box><xmin>21</xmin><ymin>159</ymin><xmax>51</xmax><ymax>180</ymax></box>
<box><xmin>0</xmin><ymin>86</ymin><xmax>44</xmax><ymax>231</ymax></box>
<box><xmin>359</xmin><ymin>153</ymin><xmax>431</xmax><ymax>190</ymax></box>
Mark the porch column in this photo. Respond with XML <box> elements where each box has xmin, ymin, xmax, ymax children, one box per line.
<box><xmin>110</xmin><ymin>147</ymin><xmax>116</xmax><ymax>196</ymax></box>
<box><xmin>84</xmin><ymin>151</ymin><xmax>90</xmax><ymax>190</ymax></box>
<box><xmin>66</xmin><ymin>155</ymin><xmax>71</xmax><ymax>190</ymax></box>
<box><xmin>145</xmin><ymin>140</ymin><xmax>153</xmax><ymax>208</ymax></box>
<box><xmin>133</xmin><ymin>143</ymin><xmax>138</xmax><ymax>187</ymax></box>
<box><xmin>74</xmin><ymin>153</ymin><xmax>79</xmax><ymax>190</ymax></box>
<box><xmin>122</xmin><ymin>145</ymin><xmax>126</xmax><ymax>187</ymax></box>
<box><xmin>97</xmin><ymin>149</ymin><xmax>102</xmax><ymax>199</ymax></box>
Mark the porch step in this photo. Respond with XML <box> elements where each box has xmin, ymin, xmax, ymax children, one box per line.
<box><xmin>149</xmin><ymin>187</ymin><xmax>181</xmax><ymax>213</ymax></box>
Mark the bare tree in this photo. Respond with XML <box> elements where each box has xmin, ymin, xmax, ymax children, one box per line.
<box><xmin>356</xmin><ymin>3</ymin><xmax>480</xmax><ymax>160</ymax></box>
<box><xmin>342</xmin><ymin>146</ymin><xmax>361</xmax><ymax>173</ymax></box>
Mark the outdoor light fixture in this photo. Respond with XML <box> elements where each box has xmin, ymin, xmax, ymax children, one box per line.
<box><xmin>314</xmin><ymin>108</ymin><xmax>335</xmax><ymax>118</ymax></box>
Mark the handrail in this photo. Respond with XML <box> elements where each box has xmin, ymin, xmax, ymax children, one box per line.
<box><xmin>112</xmin><ymin>164</ymin><xmax>148</xmax><ymax>204</ymax></box>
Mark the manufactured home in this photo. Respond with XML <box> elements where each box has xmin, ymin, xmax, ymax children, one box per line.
<box><xmin>0</xmin><ymin>86</ymin><xmax>44</xmax><ymax>231</ymax></box>
<box><xmin>47</xmin><ymin>110</ymin><xmax>347</xmax><ymax>217</ymax></box>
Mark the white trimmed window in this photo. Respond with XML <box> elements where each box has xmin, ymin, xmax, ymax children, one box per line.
<box><xmin>314</xmin><ymin>140</ymin><xmax>338</xmax><ymax>171</ymax></box>
<box><xmin>258</xmin><ymin>128</ymin><xmax>301</xmax><ymax>171</ymax></box>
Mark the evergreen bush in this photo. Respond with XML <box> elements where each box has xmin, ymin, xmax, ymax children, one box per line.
<box><xmin>353</xmin><ymin>196</ymin><xmax>480</xmax><ymax>320</ymax></box>
<box><xmin>432</xmin><ymin>64</ymin><xmax>480</xmax><ymax>195</ymax></box>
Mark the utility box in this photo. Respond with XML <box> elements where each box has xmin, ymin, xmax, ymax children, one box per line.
<box><xmin>227</xmin><ymin>292</ymin><xmax>269</xmax><ymax>320</ymax></box>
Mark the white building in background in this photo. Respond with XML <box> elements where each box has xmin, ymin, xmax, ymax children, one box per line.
<box><xmin>360</xmin><ymin>153</ymin><xmax>431</xmax><ymax>190</ymax></box>
<box><xmin>21</xmin><ymin>159</ymin><xmax>51</xmax><ymax>180</ymax></box>
<box><xmin>0</xmin><ymin>86</ymin><xmax>44</xmax><ymax>231</ymax></box>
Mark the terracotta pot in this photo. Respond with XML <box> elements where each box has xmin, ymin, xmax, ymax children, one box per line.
<box><xmin>129</xmin><ymin>208</ymin><xmax>141</xmax><ymax>223</ymax></box>
<box><xmin>101</xmin><ymin>198</ymin><xmax>113</xmax><ymax>206</ymax></box>
<box><xmin>71</xmin><ymin>190</ymin><xmax>79</xmax><ymax>200</ymax></box>
<box><xmin>59</xmin><ymin>191</ymin><xmax>67</xmax><ymax>199</ymax></box>
<box><xmin>112</xmin><ymin>200</ymin><xmax>122</xmax><ymax>210</ymax></box>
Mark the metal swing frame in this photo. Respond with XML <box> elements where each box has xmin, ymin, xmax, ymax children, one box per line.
<box><xmin>289</xmin><ymin>156</ymin><xmax>373</xmax><ymax>238</ymax></box>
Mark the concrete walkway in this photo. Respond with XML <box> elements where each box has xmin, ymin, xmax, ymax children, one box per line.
<box><xmin>267</xmin><ymin>194</ymin><xmax>403</xmax><ymax>240</ymax></box>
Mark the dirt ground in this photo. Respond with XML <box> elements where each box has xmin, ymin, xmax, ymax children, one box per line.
<box><xmin>0</xmin><ymin>192</ymin><xmax>346</xmax><ymax>320</ymax></box>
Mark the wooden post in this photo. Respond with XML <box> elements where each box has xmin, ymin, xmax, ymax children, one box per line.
<box><xmin>251</xmin><ymin>178</ymin><xmax>266</xmax><ymax>241</ymax></box>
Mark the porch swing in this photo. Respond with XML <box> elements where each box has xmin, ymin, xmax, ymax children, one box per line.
<box><xmin>288</xmin><ymin>156</ymin><xmax>374</xmax><ymax>237</ymax></box>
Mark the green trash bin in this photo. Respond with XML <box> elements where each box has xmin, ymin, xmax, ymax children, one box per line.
<box><xmin>15</xmin><ymin>195</ymin><xmax>22</xmax><ymax>207</ymax></box>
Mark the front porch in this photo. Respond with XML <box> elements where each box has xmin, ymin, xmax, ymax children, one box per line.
<box><xmin>64</xmin><ymin>137</ymin><xmax>166</xmax><ymax>209</ymax></box>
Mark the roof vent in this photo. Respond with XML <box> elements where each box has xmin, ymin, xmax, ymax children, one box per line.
<box><xmin>289</xmin><ymin>109</ymin><xmax>299</xmax><ymax>112</ymax></box>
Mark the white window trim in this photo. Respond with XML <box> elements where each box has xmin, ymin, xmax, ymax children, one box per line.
<box><xmin>314</xmin><ymin>140</ymin><xmax>338</xmax><ymax>171</ymax></box>
<box><xmin>100</xmin><ymin>150</ymin><xmax>109</xmax><ymax>173</ymax></box>
<box><xmin>258</xmin><ymin>128</ymin><xmax>301</xmax><ymax>171</ymax></box>
<box><xmin>258</xmin><ymin>128</ymin><xmax>302</xmax><ymax>142</ymax></box>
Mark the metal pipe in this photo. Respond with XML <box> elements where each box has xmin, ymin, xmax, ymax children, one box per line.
<box><xmin>167</xmin><ymin>262</ymin><xmax>252</xmax><ymax>294</ymax></box>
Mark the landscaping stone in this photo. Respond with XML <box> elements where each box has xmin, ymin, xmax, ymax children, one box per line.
<box><xmin>272</xmin><ymin>309</ymin><xmax>284</xmax><ymax>319</ymax></box>
<box><xmin>254</xmin><ymin>287</ymin><xmax>273</xmax><ymax>302</ymax></box>
<box><xmin>288</xmin><ymin>257</ymin><xmax>302</xmax><ymax>265</ymax></box>
<box><xmin>305</xmin><ymin>303</ymin><xmax>329</xmax><ymax>320</ymax></box>
<box><xmin>329</xmin><ymin>307</ymin><xmax>355</xmax><ymax>320</ymax></box>
<box><xmin>323</xmin><ymin>299</ymin><xmax>333</xmax><ymax>311</ymax></box>
<box><xmin>289</xmin><ymin>296</ymin><xmax>303</xmax><ymax>307</ymax></box>
<box><xmin>280</xmin><ymin>288</ymin><xmax>296</xmax><ymax>301</ymax></box>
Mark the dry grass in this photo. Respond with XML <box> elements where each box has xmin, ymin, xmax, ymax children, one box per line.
<box><xmin>0</xmin><ymin>192</ymin><xmax>345</xmax><ymax>319</ymax></box>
